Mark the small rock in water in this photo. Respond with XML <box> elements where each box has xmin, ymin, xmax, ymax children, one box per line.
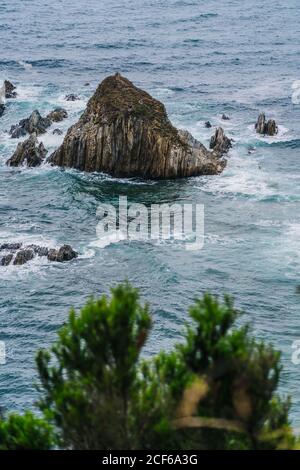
<box><xmin>65</xmin><ymin>94</ymin><xmax>80</xmax><ymax>101</ymax></box>
<box><xmin>84</xmin><ymin>82</ymin><xmax>90</xmax><ymax>87</ymax></box>
<box><xmin>13</xmin><ymin>249</ymin><xmax>35</xmax><ymax>266</ymax></box>
<box><xmin>247</xmin><ymin>146</ymin><xmax>256</xmax><ymax>155</ymax></box>
<box><xmin>0</xmin><ymin>104</ymin><xmax>5</xmax><ymax>117</ymax></box>
<box><xmin>47</xmin><ymin>108</ymin><xmax>68</xmax><ymax>122</ymax></box>
<box><xmin>221</xmin><ymin>114</ymin><xmax>230</xmax><ymax>120</ymax></box>
<box><xmin>6</xmin><ymin>135</ymin><xmax>48</xmax><ymax>167</ymax></box>
<box><xmin>205</xmin><ymin>121</ymin><xmax>212</xmax><ymax>128</ymax></box>
<box><xmin>4</xmin><ymin>80</ymin><xmax>17</xmax><ymax>99</ymax></box>
<box><xmin>209</xmin><ymin>127</ymin><xmax>232</xmax><ymax>154</ymax></box>
<box><xmin>47</xmin><ymin>245</ymin><xmax>78</xmax><ymax>263</ymax></box>
<box><xmin>255</xmin><ymin>113</ymin><xmax>278</xmax><ymax>136</ymax></box>
<box><xmin>52</xmin><ymin>128</ymin><xmax>63</xmax><ymax>135</ymax></box>
<box><xmin>10</xmin><ymin>110</ymin><xmax>51</xmax><ymax>138</ymax></box>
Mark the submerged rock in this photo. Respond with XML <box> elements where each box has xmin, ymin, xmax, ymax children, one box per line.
<box><xmin>65</xmin><ymin>94</ymin><xmax>80</xmax><ymax>101</ymax></box>
<box><xmin>0</xmin><ymin>243</ymin><xmax>78</xmax><ymax>266</ymax></box>
<box><xmin>205</xmin><ymin>121</ymin><xmax>212</xmax><ymax>128</ymax></box>
<box><xmin>209</xmin><ymin>127</ymin><xmax>232</xmax><ymax>154</ymax></box>
<box><xmin>4</xmin><ymin>80</ymin><xmax>17</xmax><ymax>99</ymax></box>
<box><xmin>49</xmin><ymin>74</ymin><xmax>226</xmax><ymax>178</ymax></box>
<box><xmin>255</xmin><ymin>113</ymin><xmax>278</xmax><ymax>136</ymax></box>
<box><xmin>247</xmin><ymin>145</ymin><xmax>256</xmax><ymax>155</ymax></box>
<box><xmin>10</xmin><ymin>110</ymin><xmax>51</xmax><ymax>138</ymax></box>
<box><xmin>0</xmin><ymin>104</ymin><xmax>5</xmax><ymax>117</ymax></box>
<box><xmin>53</xmin><ymin>128</ymin><xmax>63</xmax><ymax>135</ymax></box>
<box><xmin>6</xmin><ymin>135</ymin><xmax>48</xmax><ymax>167</ymax></box>
<box><xmin>47</xmin><ymin>108</ymin><xmax>68</xmax><ymax>122</ymax></box>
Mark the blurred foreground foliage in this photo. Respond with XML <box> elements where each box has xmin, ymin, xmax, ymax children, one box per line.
<box><xmin>0</xmin><ymin>282</ymin><xmax>298</xmax><ymax>450</ymax></box>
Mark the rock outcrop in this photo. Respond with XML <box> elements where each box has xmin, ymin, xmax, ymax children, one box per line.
<box><xmin>205</xmin><ymin>121</ymin><xmax>212</xmax><ymax>128</ymax></box>
<box><xmin>221</xmin><ymin>114</ymin><xmax>230</xmax><ymax>121</ymax></box>
<box><xmin>47</xmin><ymin>108</ymin><xmax>68</xmax><ymax>122</ymax></box>
<box><xmin>47</xmin><ymin>245</ymin><xmax>78</xmax><ymax>262</ymax></box>
<box><xmin>10</xmin><ymin>110</ymin><xmax>51</xmax><ymax>138</ymax></box>
<box><xmin>209</xmin><ymin>127</ymin><xmax>232</xmax><ymax>154</ymax></box>
<box><xmin>49</xmin><ymin>74</ymin><xmax>227</xmax><ymax>178</ymax></box>
<box><xmin>255</xmin><ymin>113</ymin><xmax>278</xmax><ymax>136</ymax></box>
<box><xmin>4</xmin><ymin>80</ymin><xmax>17</xmax><ymax>99</ymax></box>
<box><xmin>6</xmin><ymin>135</ymin><xmax>47</xmax><ymax>167</ymax></box>
<box><xmin>0</xmin><ymin>104</ymin><xmax>5</xmax><ymax>117</ymax></box>
<box><xmin>0</xmin><ymin>243</ymin><xmax>78</xmax><ymax>266</ymax></box>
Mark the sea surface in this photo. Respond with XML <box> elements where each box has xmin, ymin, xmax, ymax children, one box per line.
<box><xmin>0</xmin><ymin>0</ymin><xmax>300</xmax><ymax>426</ymax></box>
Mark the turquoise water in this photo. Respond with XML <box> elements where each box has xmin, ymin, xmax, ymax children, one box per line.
<box><xmin>0</xmin><ymin>0</ymin><xmax>300</xmax><ymax>425</ymax></box>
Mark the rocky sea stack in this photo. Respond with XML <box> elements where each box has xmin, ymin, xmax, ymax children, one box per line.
<box><xmin>49</xmin><ymin>74</ymin><xmax>227</xmax><ymax>178</ymax></box>
<box><xmin>255</xmin><ymin>113</ymin><xmax>278</xmax><ymax>136</ymax></box>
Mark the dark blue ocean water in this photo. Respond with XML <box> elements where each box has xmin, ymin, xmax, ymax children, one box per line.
<box><xmin>0</xmin><ymin>0</ymin><xmax>300</xmax><ymax>426</ymax></box>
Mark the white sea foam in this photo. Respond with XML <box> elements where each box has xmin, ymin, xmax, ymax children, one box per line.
<box><xmin>18</xmin><ymin>61</ymin><xmax>33</xmax><ymax>71</ymax></box>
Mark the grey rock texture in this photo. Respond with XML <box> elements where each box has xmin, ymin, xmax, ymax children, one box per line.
<box><xmin>49</xmin><ymin>74</ymin><xmax>227</xmax><ymax>178</ymax></box>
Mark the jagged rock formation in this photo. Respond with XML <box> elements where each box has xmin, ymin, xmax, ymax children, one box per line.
<box><xmin>10</xmin><ymin>110</ymin><xmax>51</xmax><ymax>138</ymax></box>
<box><xmin>49</xmin><ymin>74</ymin><xmax>227</xmax><ymax>178</ymax></box>
<box><xmin>4</xmin><ymin>80</ymin><xmax>17</xmax><ymax>99</ymax></box>
<box><xmin>47</xmin><ymin>108</ymin><xmax>68</xmax><ymax>122</ymax></box>
<box><xmin>9</xmin><ymin>108</ymin><xmax>68</xmax><ymax>139</ymax></box>
<box><xmin>6</xmin><ymin>135</ymin><xmax>47</xmax><ymax>167</ymax></box>
<box><xmin>221</xmin><ymin>114</ymin><xmax>230</xmax><ymax>120</ymax></box>
<box><xmin>0</xmin><ymin>243</ymin><xmax>78</xmax><ymax>266</ymax></box>
<box><xmin>255</xmin><ymin>113</ymin><xmax>278</xmax><ymax>136</ymax></box>
<box><xmin>209</xmin><ymin>127</ymin><xmax>232</xmax><ymax>154</ymax></box>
